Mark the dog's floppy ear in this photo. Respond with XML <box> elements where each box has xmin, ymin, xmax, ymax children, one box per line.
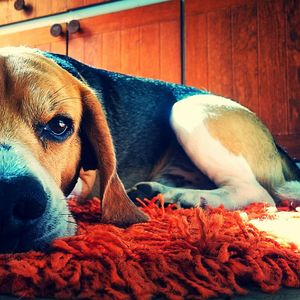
<box><xmin>80</xmin><ymin>87</ymin><xmax>148</xmax><ymax>227</ymax></box>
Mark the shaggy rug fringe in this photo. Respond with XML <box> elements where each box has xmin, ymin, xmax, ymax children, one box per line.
<box><xmin>0</xmin><ymin>195</ymin><xmax>299</xmax><ymax>299</ymax></box>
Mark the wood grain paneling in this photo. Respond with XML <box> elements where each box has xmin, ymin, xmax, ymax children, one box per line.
<box><xmin>0</xmin><ymin>0</ymin><xmax>109</xmax><ymax>26</ymax></box>
<box><xmin>207</xmin><ymin>8</ymin><xmax>233</xmax><ymax>97</ymax></box>
<box><xmin>185</xmin><ymin>14</ymin><xmax>208</xmax><ymax>89</ymax></box>
<box><xmin>231</xmin><ymin>3</ymin><xmax>258</xmax><ymax>112</ymax></box>
<box><xmin>258</xmin><ymin>0</ymin><xmax>287</xmax><ymax>134</ymax></box>
<box><xmin>160</xmin><ymin>20</ymin><xmax>181</xmax><ymax>83</ymax></box>
<box><xmin>102</xmin><ymin>31</ymin><xmax>121</xmax><ymax>71</ymax></box>
<box><xmin>67</xmin><ymin>0</ymin><xmax>109</xmax><ymax>10</ymax></box>
<box><xmin>0</xmin><ymin>0</ymin><xmax>59</xmax><ymax>25</ymax></box>
<box><xmin>185</xmin><ymin>0</ymin><xmax>293</xmax><ymax>132</ymax></box>
<box><xmin>0</xmin><ymin>0</ymin><xmax>36</xmax><ymax>24</ymax></box>
<box><xmin>83</xmin><ymin>33</ymin><xmax>103</xmax><ymax>67</ymax></box>
<box><xmin>35</xmin><ymin>1</ymin><xmax>67</xmax><ymax>18</ymax></box>
<box><xmin>286</xmin><ymin>0</ymin><xmax>300</xmax><ymax>135</ymax></box>
<box><xmin>185</xmin><ymin>0</ymin><xmax>300</xmax><ymax>158</ymax></box>
<box><xmin>68</xmin><ymin>0</ymin><xmax>181</xmax><ymax>82</ymax></box>
<box><xmin>120</xmin><ymin>27</ymin><xmax>140</xmax><ymax>76</ymax></box>
<box><xmin>0</xmin><ymin>0</ymin><xmax>298</xmax><ymax>158</ymax></box>
<box><xmin>140</xmin><ymin>23</ymin><xmax>160</xmax><ymax>79</ymax></box>
<box><xmin>68</xmin><ymin>36</ymin><xmax>85</xmax><ymax>62</ymax></box>
<box><xmin>186</xmin><ymin>0</ymin><xmax>255</xmax><ymax>14</ymax></box>
<box><xmin>0</xmin><ymin>25</ymin><xmax>66</xmax><ymax>55</ymax></box>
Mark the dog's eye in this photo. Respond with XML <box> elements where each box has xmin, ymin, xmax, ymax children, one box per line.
<box><xmin>48</xmin><ymin>118</ymin><xmax>68</xmax><ymax>135</ymax></box>
<box><xmin>39</xmin><ymin>116</ymin><xmax>73</xmax><ymax>142</ymax></box>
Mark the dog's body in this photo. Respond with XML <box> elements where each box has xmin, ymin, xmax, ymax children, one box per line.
<box><xmin>0</xmin><ymin>47</ymin><xmax>299</xmax><ymax>253</ymax></box>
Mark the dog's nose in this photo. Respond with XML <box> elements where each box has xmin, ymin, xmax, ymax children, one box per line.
<box><xmin>0</xmin><ymin>175</ymin><xmax>47</xmax><ymax>229</ymax></box>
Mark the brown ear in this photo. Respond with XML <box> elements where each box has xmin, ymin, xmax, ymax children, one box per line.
<box><xmin>80</xmin><ymin>87</ymin><xmax>148</xmax><ymax>227</ymax></box>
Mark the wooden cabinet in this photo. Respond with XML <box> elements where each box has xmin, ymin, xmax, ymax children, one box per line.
<box><xmin>0</xmin><ymin>25</ymin><xmax>66</xmax><ymax>54</ymax></box>
<box><xmin>0</xmin><ymin>0</ymin><xmax>299</xmax><ymax>159</ymax></box>
<box><xmin>68</xmin><ymin>0</ymin><xmax>180</xmax><ymax>82</ymax></box>
<box><xmin>66</xmin><ymin>0</ymin><xmax>109</xmax><ymax>10</ymax></box>
<box><xmin>0</xmin><ymin>0</ymin><xmax>108</xmax><ymax>25</ymax></box>
<box><xmin>0</xmin><ymin>0</ymin><xmax>181</xmax><ymax>83</ymax></box>
<box><xmin>185</xmin><ymin>0</ymin><xmax>300</xmax><ymax>159</ymax></box>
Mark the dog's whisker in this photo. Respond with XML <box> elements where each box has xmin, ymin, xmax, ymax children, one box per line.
<box><xmin>66</xmin><ymin>220</ymin><xmax>77</xmax><ymax>225</ymax></box>
<box><xmin>48</xmin><ymin>85</ymin><xmax>82</xmax><ymax>105</ymax></box>
<box><xmin>56</xmin><ymin>96</ymin><xmax>82</xmax><ymax>103</ymax></box>
<box><xmin>48</xmin><ymin>85</ymin><xmax>71</xmax><ymax>103</ymax></box>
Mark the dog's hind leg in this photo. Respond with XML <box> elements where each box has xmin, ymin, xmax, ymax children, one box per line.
<box><xmin>166</xmin><ymin>94</ymin><xmax>291</xmax><ymax>209</ymax></box>
<box><xmin>127</xmin><ymin>138</ymin><xmax>272</xmax><ymax>209</ymax></box>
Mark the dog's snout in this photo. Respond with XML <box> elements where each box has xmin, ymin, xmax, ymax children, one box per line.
<box><xmin>0</xmin><ymin>176</ymin><xmax>47</xmax><ymax>223</ymax></box>
<box><xmin>0</xmin><ymin>175</ymin><xmax>49</xmax><ymax>252</ymax></box>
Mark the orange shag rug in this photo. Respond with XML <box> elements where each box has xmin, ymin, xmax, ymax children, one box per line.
<box><xmin>0</xmin><ymin>196</ymin><xmax>300</xmax><ymax>299</ymax></box>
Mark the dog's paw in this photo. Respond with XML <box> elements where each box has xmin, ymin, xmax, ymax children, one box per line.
<box><xmin>127</xmin><ymin>182</ymin><xmax>163</xmax><ymax>204</ymax></box>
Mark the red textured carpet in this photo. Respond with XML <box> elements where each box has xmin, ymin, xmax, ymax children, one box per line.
<box><xmin>0</xmin><ymin>195</ymin><xmax>300</xmax><ymax>299</ymax></box>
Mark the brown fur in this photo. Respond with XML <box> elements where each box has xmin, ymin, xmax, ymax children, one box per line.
<box><xmin>205</xmin><ymin>106</ymin><xmax>286</xmax><ymax>192</ymax></box>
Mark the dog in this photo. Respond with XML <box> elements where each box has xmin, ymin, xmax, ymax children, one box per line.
<box><xmin>0</xmin><ymin>46</ymin><xmax>299</xmax><ymax>253</ymax></box>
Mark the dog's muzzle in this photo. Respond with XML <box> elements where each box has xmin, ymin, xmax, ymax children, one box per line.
<box><xmin>0</xmin><ymin>143</ymin><xmax>76</xmax><ymax>253</ymax></box>
<box><xmin>0</xmin><ymin>175</ymin><xmax>47</xmax><ymax>253</ymax></box>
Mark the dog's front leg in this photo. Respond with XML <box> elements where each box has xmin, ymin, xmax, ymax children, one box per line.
<box><xmin>69</xmin><ymin>169</ymin><xmax>97</xmax><ymax>202</ymax></box>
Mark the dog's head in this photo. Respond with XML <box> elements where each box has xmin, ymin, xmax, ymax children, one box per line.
<box><xmin>0</xmin><ymin>47</ymin><xmax>147</xmax><ymax>253</ymax></box>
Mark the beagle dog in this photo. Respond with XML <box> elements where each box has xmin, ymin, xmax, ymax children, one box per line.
<box><xmin>0</xmin><ymin>46</ymin><xmax>299</xmax><ymax>253</ymax></box>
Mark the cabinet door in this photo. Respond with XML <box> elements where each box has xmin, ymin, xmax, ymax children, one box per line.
<box><xmin>66</xmin><ymin>0</ymin><xmax>109</xmax><ymax>10</ymax></box>
<box><xmin>68</xmin><ymin>0</ymin><xmax>181</xmax><ymax>83</ymax></box>
<box><xmin>0</xmin><ymin>0</ymin><xmax>68</xmax><ymax>25</ymax></box>
<box><xmin>0</xmin><ymin>25</ymin><xmax>67</xmax><ymax>54</ymax></box>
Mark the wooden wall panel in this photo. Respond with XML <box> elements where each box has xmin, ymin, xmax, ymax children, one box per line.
<box><xmin>0</xmin><ymin>26</ymin><xmax>66</xmax><ymax>55</ymax></box>
<box><xmin>257</xmin><ymin>0</ymin><xmax>287</xmax><ymax>134</ymax></box>
<box><xmin>68</xmin><ymin>37</ymin><xmax>85</xmax><ymax>62</ymax></box>
<box><xmin>120</xmin><ymin>27</ymin><xmax>140</xmax><ymax>76</ymax></box>
<box><xmin>185</xmin><ymin>14</ymin><xmax>208</xmax><ymax>89</ymax></box>
<box><xmin>67</xmin><ymin>0</ymin><xmax>109</xmax><ymax>10</ymax></box>
<box><xmin>286</xmin><ymin>0</ymin><xmax>300</xmax><ymax>135</ymax></box>
<box><xmin>83</xmin><ymin>34</ymin><xmax>103</xmax><ymax>67</ymax></box>
<box><xmin>186</xmin><ymin>0</ymin><xmax>300</xmax><ymax>158</ymax></box>
<box><xmin>231</xmin><ymin>3</ymin><xmax>258</xmax><ymax>113</ymax></box>
<box><xmin>0</xmin><ymin>0</ymin><xmax>36</xmax><ymax>24</ymax></box>
<box><xmin>101</xmin><ymin>31</ymin><xmax>121</xmax><ymax>72</ymax></box>
<box><xmin>68</xmin><ymin>0</ymin><xmax>181</xmax><ymax>82</ymax></box>
<box><xmin>186</xmin><ymin>0</ymin><xmax>255</xmax><ymax>14</ymax></box>
<box><xmin>0</xmin><ymin>1</ymin><xmax>10</xmax><ymax>24</ymax></box>
<box><xmin>207</xmin><ymin>9</ymin><xmax>233</xmax><ymax>97</ymax></box>
<box><xmin>0</xmin><ymin>0</ymin><xmax>67</xmax><ymax>25</ymax></box>
<box><xmin>0</xmin><ymin>0</ymin><xmax>109</xmax><ymax>26</ymax></box>
<box><xmin>35</xmin><ymin>1</ymin><xmax>67</xmax><ymax>18</ymax></box>
<box><xmin>139</xmin><ymin>24</ymin><xmax>160</xmax><ymax>79</ymax></box>
<box><xmin>185</xmin><ymin>0</ymin><xmax>295</xmax><ymax>135</ymax></box>
<box><xmin>160</xmin><ymin>20</ymin><xmax>181</xmax><ymax>83</ymax></box>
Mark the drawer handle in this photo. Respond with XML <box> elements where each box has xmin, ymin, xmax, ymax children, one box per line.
<box><xmin>14</xmin><ymin>0</ymin><xmax>26</xmax><ymax>10</ymax></box>
<box><xmin>68</xmin><ymin>20</ymin><xmax>80</xmax><ymax>34</ymax></box>
<box><xmin>50</xmin><ymin>24</ymin><xmax>63</xmax><ymax>37</ymax></box>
